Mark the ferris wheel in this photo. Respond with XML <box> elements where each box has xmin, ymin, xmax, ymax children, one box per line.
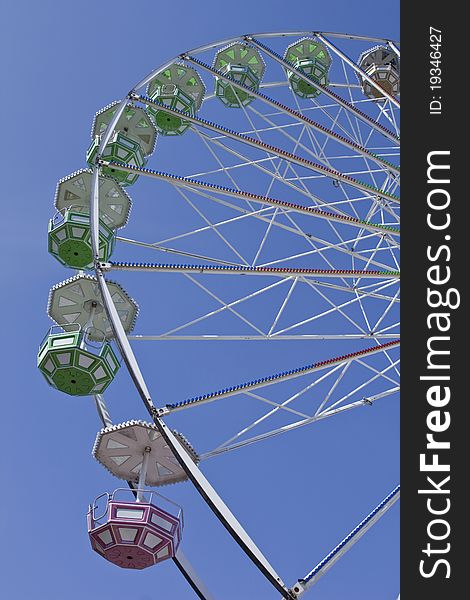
<box><xmin>39</xmin><ymin>31</ymin><xmax>400</xmax><ymax>598</ymax></box>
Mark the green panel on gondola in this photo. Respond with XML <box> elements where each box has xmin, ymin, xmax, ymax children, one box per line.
<box><xmin>147</xmin><ymin>85</ymin><xmax>194</xmax><ymax>135</ymax></box>
<box><xmin>48</xmin><ymin>209</ymin><xmax>115</xmax><ymax>269</ymax></box>
<box><xmin>214</xmin><ymin>66</ymin><xmax>259</xmax><ymax>108</ymax></box>
<box><xmin>216</xmin><ymin>81</ymin><xmax>251</xmax><ymax>107</ymax></box>
<box><xmin>284</xmin><ymin>38</ymin><xmax>332</xmax><ymax>99</ymax></box>
<box><xmin>86</xmin><ymin>132</ymin><xmax>146</xmax><ymax>186</ymax></box>
<box><xmin>213</xmin><ymin>43</ymin><xmax>265</xmax><ymax>108</ymax></box>
<box><xmin>38</xmin><ymin>330</ymin><xmax>120</xmax><ymax>396</ymax></box>
<box><xmin>146</xmin><ymin>64</ymin><xmax>205</xmax><ymax>136</ymax></box>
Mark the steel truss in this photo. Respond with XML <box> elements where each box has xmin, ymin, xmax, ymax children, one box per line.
<box><xmin>88</xmin><ymin>31</ymin><xmax>400</xmax><ymax>599</ymax></box>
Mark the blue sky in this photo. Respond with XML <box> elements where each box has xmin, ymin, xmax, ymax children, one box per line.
<box><xmin>2</xmin><ymin>1</ymin><xmax>399</xmax><ymax>598</ymax></box>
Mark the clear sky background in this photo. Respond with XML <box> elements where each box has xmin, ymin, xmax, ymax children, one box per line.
<box><xmin>2</xmin><ymin>1</ymin><xmax>399</xmax><ymax>599</ymax></box>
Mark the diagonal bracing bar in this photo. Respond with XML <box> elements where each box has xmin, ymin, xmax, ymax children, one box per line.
<box><xmin>182</xmin><ymin>54</ymin><xmax>399</xmax><ymax>175</ymax></box>
<box><xmin>99</xmin><ymin>160</ymin><xmax>401</xmax><ymax>238</ymax></box>
<box><xmin>130</xmin><ymin>93</ymin><xmax>399</xmax><ymax>204</ymax></box>
<box><xmin>289</xmin><ymin>485</ymin><xmax>400</xmax><ymax>596</ymax></box>
<box><xmin>161</xmin><ymin>340</ymin><xmax>400</xmax><ymax>414</ymax></box>
<box><xmin>246</xmin><ymin>36</ymin><xmax>399</xmax><ymax>144</ymax></box>
<box><xmin>201</xmin><ymin>387</ymin><xmax>400</xmax><ymax>460</ymax></box>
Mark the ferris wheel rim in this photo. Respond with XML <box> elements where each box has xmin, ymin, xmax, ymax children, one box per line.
<box><xmin>79</xmin><ymin>29</ymin><xmax>401</xmax><ymax>598</ymax></box>
<box><xmin>90</xmin><ymin>29</ymin><xmax>400</xmax><ymax>455</ymax></box>
<box><xmin>128</xmin><ymin>30</ymin><xmax>400</xmax><ymax>95</ymax></box>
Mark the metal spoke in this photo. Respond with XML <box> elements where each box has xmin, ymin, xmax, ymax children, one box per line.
<box><xmin>210</xmin><ymin>365</ymin><xmax>345</xmax><ymax>453</ymax></box>
<box><xmin>201</xmin><ymin>388</ymin><xmax>399</xmax><ymax>460</ymax></box>
<box><xmin>293</xmin><ymin>485</ymin><xmax>400</xmax><ymax>594</ymax></box>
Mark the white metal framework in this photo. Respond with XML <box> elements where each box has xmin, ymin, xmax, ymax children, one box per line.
<box><xmin>87</xmin><ymin>31</ymin><xmax>399</xmax><ymax>598</ymax></box>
